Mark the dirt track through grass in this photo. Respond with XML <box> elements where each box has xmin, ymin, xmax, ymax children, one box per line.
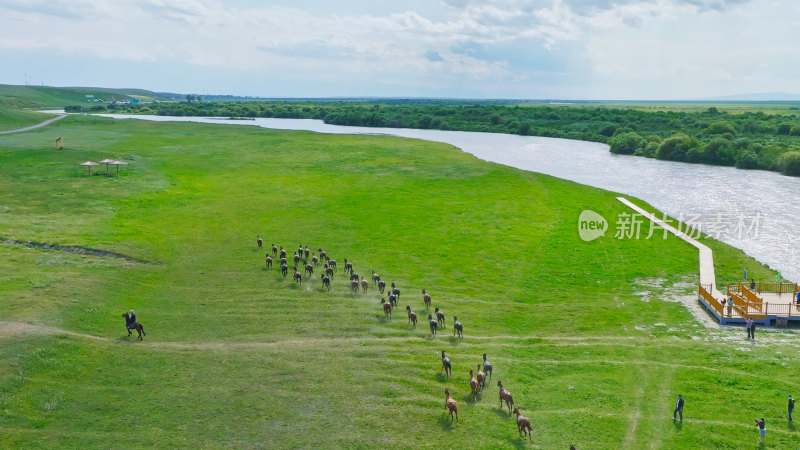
<box><xmin>2</xmin><ymin>117</ymin><xmax>797</xmax><ymax>448</ymax></box>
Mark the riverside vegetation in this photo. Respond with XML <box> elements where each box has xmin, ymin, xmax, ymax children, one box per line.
<box><xmin>0</xmin><ymin>114</ymin><xmax>797</xmax><ymax>448</ymax></box>
<box><xmin>102</xmin><ymin>98</ymin><xmax>800</xmax><ymax>176</ymax></box>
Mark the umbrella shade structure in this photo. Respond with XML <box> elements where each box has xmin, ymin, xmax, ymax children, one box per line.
<box><xmin>98</xmin><ymin>158</ymin><xmax>116</xmax><ymax>175</ymax></box>
<box><xmin>79</xmin><ymin>161</ymin><xmax>99</xmax><ymax>176</ymax></box>
<box><xmin>110</xmin><ymin>160</ymin><xmax>128</xmax><ymax>175</ymax></box>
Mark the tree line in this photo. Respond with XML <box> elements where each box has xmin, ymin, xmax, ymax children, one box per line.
<box><xmin>89</xmin><ymin>100</ymin><xmax>800</xmax><ymax>176</ymax></box>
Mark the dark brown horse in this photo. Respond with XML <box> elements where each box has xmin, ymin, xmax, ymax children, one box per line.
<box><xmin>435</xmin><ymin>307</ymin><xmax>445</xmax><ymax>328</ymax></box>
<box><xmin>405</xmin><ymin>305</ymin><xmax>417</xmax><ymax>327</ymax></box>
<box><xmin>514</xmin><ymin>408</ymin><xmax>532</xmax><ymax>440</ymax></box>
<box><xmin>321</xmin><ymin>274</ymin><xmax>331</xmax><ymax>290</ymax></box>
<box><xmin>498</xmin><ymin>381</ymin><xmax>514</xmax><ymax>413</ymax></box>
<box><xmin>122</xmin><ymin>313</ymin><xmax>145</xmax><ymax>341</ymax></box>
<box><xmin>422</xmin><ymin>289</ymin><xmax>431</xmax><ymax>309</ymax></box>
<box><xmin>441</xmin><ymin>350</ymin><xmax>452</xmax><ymax>378</ymax></box>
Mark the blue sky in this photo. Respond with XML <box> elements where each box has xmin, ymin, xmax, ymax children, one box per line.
<box><xmin>0</xmin><ymin>0</ymin><xmax>796</xmax><ymax>99</ymax></box>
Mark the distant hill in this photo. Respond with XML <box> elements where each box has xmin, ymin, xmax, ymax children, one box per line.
<box><xmin>698</xmin><ymin>92</ymin><xmax>800</xmax><ymax>102</ymax></box>
<box><xmin>0</xmin><ymin>84</ymin><xmax>169</xmax><ymax>109</ymax></box>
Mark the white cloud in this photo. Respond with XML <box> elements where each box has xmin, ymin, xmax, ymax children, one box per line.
<box><xmin>1</xmin><ymin>0</ymin><xmax>796</xmax><ymax>98</ymax></box>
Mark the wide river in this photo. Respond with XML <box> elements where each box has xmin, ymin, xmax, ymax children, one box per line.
<box><xmin>96</xmin><ymin>113</ymin><xmax>799</xmax><ymax>283</ymax></box>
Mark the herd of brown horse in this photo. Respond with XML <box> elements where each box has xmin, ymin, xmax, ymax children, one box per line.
<box><xmin>261</xmin><ymin>239</ymin><xmax>540</xmax><ymax>442</ymax></box>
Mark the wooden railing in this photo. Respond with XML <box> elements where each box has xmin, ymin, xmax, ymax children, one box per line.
<box><xmin>699</xmin><ymin>285</ymin><xmax>724</xmax><ymax>316</ymax></box>
<box><xmin>738</xmin><ymin>281</ymin><xmax>799</xmax><ymax>294</ymax></box>
<box><xmin>702</xmin><ymin>284</ymin><xmax>800</xmax><ymax>320</ymax></box>
<box><xmin>726</xmin><ymin>291</ymin><xmax>753</xmax><ymax>317</ymax></box>
<box><xmin>761</xmin><ymin>303</ymin><xmax>800</xmax><ymax>318</ymax></box>
<box><xmin>741</xmin><ymin>287</ymin><xmax>763</xmax><ymax>312</ymax></box>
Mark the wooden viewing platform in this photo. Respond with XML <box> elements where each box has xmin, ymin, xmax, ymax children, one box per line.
<box><xmin>699</xmin><ymin>283</ymin><xmax>800</xmax><ymax>325</ymax></box>
<box><xmin>617</xmin><ymin>197</ymin><xmax>799</xmax><ymax>327</ymax></box>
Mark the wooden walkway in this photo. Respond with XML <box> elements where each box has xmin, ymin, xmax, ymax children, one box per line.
<box><xmin>617</xmin><ymin>197</ymin><xmax>799</xmax><ymax>326</ymax></box>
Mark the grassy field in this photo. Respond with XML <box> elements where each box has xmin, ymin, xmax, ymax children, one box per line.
<box><xmin>0</xmin><ymin>84</ymin><xmax>164</xmax><ymax>132</ymax></box>
<box><xmin>0</xmin><ymin>84</ymin><xmax>163</xmax><ymax>109</ymax></box>
<box><xmin>0</xmin><ymin>107</ymin><xmax>53</xmax><ymax>133</ymax></box>
<box><xmin>0</xmin><ymin>115</ymin><xmax>797</xmax><ymax>448</ymax></box>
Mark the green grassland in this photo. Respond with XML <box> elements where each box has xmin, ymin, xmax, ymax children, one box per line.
<box><xmin>0</xmin><ymin>107</ymin><xmax>51</xmax><ymax>132</ymax></box>
<box><xmin>0</xmin><ymin>115</ymin><xmax>797</xmax><ymax>448</ymax></box>
<box><xmin>0</xmin><ymin>84</ymin><xmax>163</xmax><ymax>109</ymax></box>
<box><xmin>0</xmin><ymin>85</ymin><xmax>164</xmax><ymax>132</ymax></box>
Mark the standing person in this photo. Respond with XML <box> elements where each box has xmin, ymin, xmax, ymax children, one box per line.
<box><xmin>755</xmin><ymin>417</ymin><xmax>765</xmax><ymax>443</ymax></box>
<box><xmin>750</xmin><ymin>278</ymin><xmax>756</xmax><ymax>291</ymax></box>
<box><xmin>257</xmin><ymin>235</ymin><xmax>262</xmax><ymax>250</ymax></box>
<box><xmin>750</xmin><ymin>319</ymin><xmax>756</xmax><ymax>341</ymax></box>
<box><xmin>673</xmin><ymin>394</ymin><xmax>684</xmax><ymax>422</ymax></box>
<box><xmin>727</xmin><ymin>297</ymin><xmax>733</xmax><ymax>316</ymax></box>
<box><xmin>745</xmin><ymin>317</ymin><xmax>753</xmax><ymax>339</ymax></box>
<box><xmin>789</xmin><ymin>395</ymin><xmax>795</xmax><ymax>422</ymax></box>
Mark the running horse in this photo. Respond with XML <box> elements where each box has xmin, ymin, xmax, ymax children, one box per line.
<box><xmin>122</xmin><ymin>312</ymin><xmax>146</xmax><ymax>341</ymax></box>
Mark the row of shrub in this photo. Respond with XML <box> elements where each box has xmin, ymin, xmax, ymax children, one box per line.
<box><xmin>609</xmin><ymin>131</ymin><xmax>800</xmax><ymax>174</ymax></box>
<box><xmin>89</xmin><ymin>100</ymin><xmax>800</xmax><ymax>176</ymax></box>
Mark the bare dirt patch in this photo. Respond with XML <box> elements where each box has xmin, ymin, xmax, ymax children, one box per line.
<box><xmin>1</xmin><ymin>237</ymin><xmax>156</xmax><ymax>264</ymax></box>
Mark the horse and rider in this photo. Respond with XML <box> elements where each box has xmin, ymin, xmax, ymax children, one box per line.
<box><xmin>122</xmin><ymin>309</ymin><xmax>146</xmax><ymax>340</ymax></box>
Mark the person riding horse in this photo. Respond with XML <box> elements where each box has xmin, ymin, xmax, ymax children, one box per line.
<box><xmin>121</xmin><ymin>310</ymin><xmax>146</xmax><ymax>340</ymax></box>
<box><xmin>125</xmin><ymin>309</ymin><xmax>137</xmax><ymax>330</ymax></box>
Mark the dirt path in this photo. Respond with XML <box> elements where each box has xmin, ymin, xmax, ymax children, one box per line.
<box><xmin>0</xmin><ymin>320</ymin><xmax>680</xmax><ymax>351</ymax></box>
<box><xmin>0</xmin><ymin>114</ymin><xmax>67</xmax><ymax>135</ymax></box>
<box><xmin>3</xmin><ymin>320</ymin><xmax>797</xmax><ymax>353</ymax></box>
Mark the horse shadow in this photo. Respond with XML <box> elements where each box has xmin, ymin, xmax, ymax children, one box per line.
<box><xmin>435</xmin><ymin>373</ymin><xmax>450</xmax><ymax>382</ymax></box>
<box><xmin>505</xmin><ymin>436</ymin><xmax>530</xmax><ymax>449</ymax></box>
<box><xmin>436</xmin><ymin>416</ymin><xmax>458</xmax><ymax>430</ymax></box>
<box><xmin>461</xmin><ymin>392</ymin><xmax>482</xmax><ymax>405</ymax></box>
<box><xmin>494</xmin><ymin>408</ymin><xmax>512</xmax><ymax>419</ymax></box>
<box><xmin>447</xmin><ymin>336</ymin><xmax>462</xmax><ymax>345</ymax></box>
